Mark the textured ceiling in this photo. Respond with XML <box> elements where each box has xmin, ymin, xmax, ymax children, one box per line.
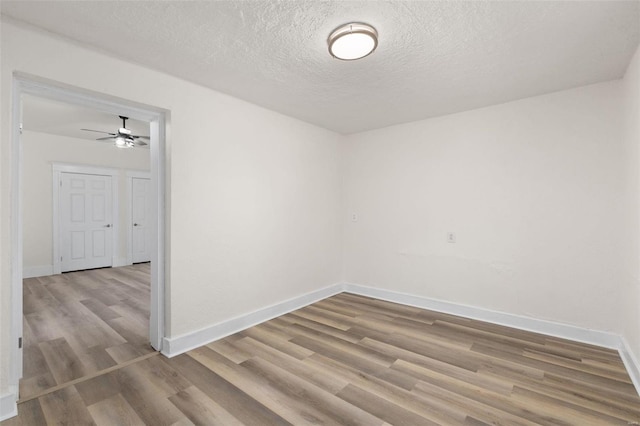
<box><xmin>3</xmin><ymin>1</ymin><xmax>639</xmax><ymax>134</ymax></box>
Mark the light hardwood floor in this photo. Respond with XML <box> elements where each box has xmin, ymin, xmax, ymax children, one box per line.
<box><xmin>19</xmin><ymin>263</ymin><xmax>154</xmax><ymax>401</ymax></box>
<box><xmin>4</xmin><ymin>290</ymin><xmax>640</xmax><ymax>425</ymax></box>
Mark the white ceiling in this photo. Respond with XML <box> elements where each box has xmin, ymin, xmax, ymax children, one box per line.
<box><xmin>3</xmin><ymin>1</ymin><xmax>639</xmax><ymax>134</ymax></box>
<box><xmin>22</xmin><ymin>95</ymin><xmax>150</xmax><ymax>146</ymax></box>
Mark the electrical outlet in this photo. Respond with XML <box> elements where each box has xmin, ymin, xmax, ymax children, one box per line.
<box><xmin>447</xmin><ymin>232</ymin><xmax>456</xmax><ymax>243</ymax></box>
<box><xmin>351</xmin><ymin>213</ymin><xmax>358</xmax><ymax>222</ymax></box>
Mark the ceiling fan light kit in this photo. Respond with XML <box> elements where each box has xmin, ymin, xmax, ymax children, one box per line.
<box><xmin>81</xmin><ymin>115</ymin><xmax>149</xmax><ymax>148</ymax></box>
<box><xmin>328</xmin><ymin>22</ymin><xmax>378</xmax><ymax>61</ymax></box>
<box><xmin>115</xmin><ymin>136</ymin><xmax>131</xmax><ymax>148</ymax></box>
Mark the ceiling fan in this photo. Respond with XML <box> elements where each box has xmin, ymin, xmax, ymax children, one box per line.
<box><xmin>81</xmin><ymin>115</ymin><xmax>149</xmax><ymax>148</ymax></box>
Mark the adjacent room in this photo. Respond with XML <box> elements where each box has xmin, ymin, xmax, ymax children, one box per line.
<box><xmin>19</xmin><ymin>95</ymin><xmax>155</xmax><ymax>401</ymax></box>
<box><xmin>1</xmin><ymin>1</ymin><xmax>640</xmax><ymax>424</ymax></box>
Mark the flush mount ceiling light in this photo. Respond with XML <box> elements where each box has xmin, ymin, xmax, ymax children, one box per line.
<box><xmin>328</xmin><ymin>22</ymin><xmax>378</xmax><ymax>61</ymax></box>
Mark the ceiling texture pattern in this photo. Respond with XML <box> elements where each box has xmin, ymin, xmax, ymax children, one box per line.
<box><xmin>2</xmin><ymin>1</ymin><xmax>639</xmax><ymax>134</ymax></box>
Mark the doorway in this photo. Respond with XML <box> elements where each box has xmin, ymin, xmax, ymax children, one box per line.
<box><xmin>10</xmin><ymin>74</ymin><xmax>167</xmax><ymax>399</ymax></box>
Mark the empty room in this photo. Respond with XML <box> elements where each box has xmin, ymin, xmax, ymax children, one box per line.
<box><xmin>1</xmin><ymin>1</ymin><xmax>640</xmax><ymax>425</ymax></box>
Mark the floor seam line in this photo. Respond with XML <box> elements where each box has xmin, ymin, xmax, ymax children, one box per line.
<box><xmin>17</xmin><ymin>351</ymin><xmax>159</xmax><ymax>404</ymax></box>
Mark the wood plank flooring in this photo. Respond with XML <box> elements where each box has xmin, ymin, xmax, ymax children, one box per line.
<box><xmin>19</xmin><ymin>263</ymin><xmax>154</xmax><ymax>401</ymax></box>
<box><xmin>5</xmin><ymin>291</ymin><xmax>640</xmax><ymax>425</ymax></box>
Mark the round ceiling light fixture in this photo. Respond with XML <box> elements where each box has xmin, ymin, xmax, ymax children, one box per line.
<box><xmin>328</xmin><ymin>22</ymin><xmax>378</xmax><ymax>61</ymax></box>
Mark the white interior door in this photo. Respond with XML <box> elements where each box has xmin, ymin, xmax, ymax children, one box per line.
<box><xmin>131</xmin><ymin>177</ymin><xmax>152</xmax><ymax>263</ymax></box>
<box><xmin>60</xmin><ymin>172</ymin><xmax>113</xmax><ymax>272</ymax></box>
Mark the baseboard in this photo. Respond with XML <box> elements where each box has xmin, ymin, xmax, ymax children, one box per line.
<box><xmin>619</xmin><ymin>336</ymin><xmax>640</xmax><ymax>395</ymax></box>
<box><xmin>342</xmin><ymin>282</ymin><xmax>621</xmax><ymax>349</ymax></box>
<box><xmin>22</xmin><ymin>265</ymin><xmax>53</xmax><ymax>278</ymax></box>
<box><xmin>343</xmin><ymin>282</ymin><xmax>640</xmax><ymax>396</ymax></box>
<box><xmin>23</xmin><ymin>259</ymin><xmax>130</xmax><ymax>278</ymax></box>
<box><xmin>158</xmin><ymin>279</ymin><xmax>639</xmax><ymax>396</ymax></box>
<box><xmin>0</xmin><ymin>390</ymin><xmax>17</xmax><ymax>422</ymax></box>
<box><xmin>161</xmin><ymin>283</ymin><xmax>344</xmax><ymax>357</ymax></box>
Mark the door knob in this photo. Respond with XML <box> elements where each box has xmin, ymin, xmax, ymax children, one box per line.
<box><xmin>104</xmin><ymin>224</ymin><xmax>111</xmax><ymax>228</ymax></box>
<box><xmin>133</xmin><ymin>223</ymin><xmax>139</xmax><ymax>227</ymax></box>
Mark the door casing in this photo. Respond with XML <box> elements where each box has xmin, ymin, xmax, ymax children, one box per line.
<box><xmin>10</xmin><ymin>72</ymin><xmax>168</xmax><ymax>398</ymax></box>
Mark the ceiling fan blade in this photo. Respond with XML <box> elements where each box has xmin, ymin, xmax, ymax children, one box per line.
<box><xmin>81</xmin><ymin>128</ymin><xmax>116</xmax><ymax>135</ymax></box>
<box><xmin>83</xmin><ymin>117</ymin><xmax>147</xmax><ymax>147</ymax></box>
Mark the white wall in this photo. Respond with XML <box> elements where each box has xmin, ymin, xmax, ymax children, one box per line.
<box><xmin>343</xmin><ymin>80</ymin><xmax>628</xmax><ymax>335</ymax></box>
<box><xmin>622</xmin><ymin>44</ymin><xmax>640</xmax><ymax>364</ymax></box>
<box><xmin>21</xmin><ymin>130</ymin><xmax>150</xmax><ymax>275</ymax></box>
<box><xmin>1</xmin><ymin>14</ymin><xmax>638</xmax><ymax>406</ymax></box>
<box><xmin>0</xmin><ymin>20</ymin><xmax>343</xmax><ymax>395</ymax></box>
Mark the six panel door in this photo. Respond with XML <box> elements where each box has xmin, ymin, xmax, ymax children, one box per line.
<box><xmin>59</xmin><ymin>172</ymin><xmax>113</xmax><ymax>272</ymax></box>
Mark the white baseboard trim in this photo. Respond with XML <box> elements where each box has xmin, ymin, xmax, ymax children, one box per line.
<box><xmin>23</xmin><ymin>259</ymin><xmax>131</xmax><ymax>278</ymax></box>
<box><xmin>0</xmin><ymin>390</ymin><xmax>17</xmax><ymax>422</ymax></box>
<box><xmin>343</xmin><ymin>282</ymin><xmax>639</xmax><ymax>396</ymax></box>
<box><xmin>343</xmin><ymin>283</ymin><xmax>621</xmax><ymax>349</ymax></box>
<box><xmin>619</xmin><ymin>337</ymin><xmax>640</xmax><ymax>395</ymax></box>
<box><xmin>22</xmin><ymin>265</ymin><xmax>53</xmax><ymax>278</ymax></box>
<box><xmin>162</xmin><ymin>283</ymin><xmax>344</xmax><ymax>357</ymax></box>
<box><xmin>158</xmin><ymin>279</ymin><xmax>640</xmax><ymax>397</ymax></box>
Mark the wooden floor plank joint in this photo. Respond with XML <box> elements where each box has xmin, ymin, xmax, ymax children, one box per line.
<box><xmin>17</xmin><ymin>351</ymin><xmax>159</xmax><ymax>405</ymax></box>
<box><xmin>5</xmin><ymin>272</ymin><xmax>640</xmax><ymax>425</ymax></box>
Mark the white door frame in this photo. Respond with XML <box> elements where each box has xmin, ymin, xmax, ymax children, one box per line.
<box><xmin>53</xmin><ymin>163</ymin><xmax>119</xmax><ymax>275</ymax></box>
<box><xmin>126</xmin><ymin>170</ymin><xmax>151</xmax><ymax>265</ymax></box>
<box><xmin>10</xmin><ymin>73</ymin><xmax>168</xmax><ymax>395</ymax></box>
